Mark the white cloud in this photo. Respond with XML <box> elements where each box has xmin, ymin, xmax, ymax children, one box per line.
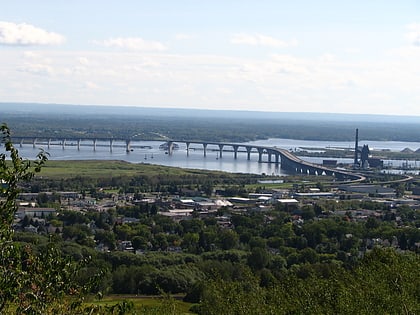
<box><xmin>23</xmin><ymin>51</ymin><xmax>39</xmax><ymax>58</ymax></box>
<box><xmin>84</xmin><ymin>81</ymin><xmax>100</xmax><ymax>90</ymax></box>
<box><xmin>406</xmin><ymin>23</ymin><xmax>420</xmax><ymax>46</ymax></box>
<box><xmin>78</xmin><ymin>57</ymin><xmax>89</xmax><ymax>65</ymax></box>
<box><xmin>0</xmin><ymin>21</ymin><xmax>65</xmax><ymax>46</ymax></box>
<box><xmin>18</xmin><ymin>63</ymin><xmax>54</xmax><ymax>76</ymax></box>
<box><xmin>1</xmin><ymin>43</ymin><xmax>420</xmax><ymax>115</ymax></box>
<box><xmin>231</xmin><ymin>33</ymin><xmax>297</xmax><ymax>48</ymax></box>
<box><xmin>95</xmin><ymin>37</ymin><xmax>167</xmax><ymax>51</ymax></box>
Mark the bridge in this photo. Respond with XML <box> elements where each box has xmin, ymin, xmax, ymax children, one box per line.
<box><xmin>166</xmin><ymin>140</ymin><xmax>364</xmax><ymax>181</ymax></box>
<box><xmin>11</xmin><ymin>137</ymin><xmax>364</xmax><ymax>182</ymax></box>
<box><xmin>12</xmin><ymin>136</ymin><xmax>137</xmax><ymax>152</ymax></box>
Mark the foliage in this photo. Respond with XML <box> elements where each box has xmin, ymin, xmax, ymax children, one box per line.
<box><xmin>1</xmin><ymin>124</ymin><xmax>47</xmax><ymax>240</ymax></box>
<box><xmin>0</xmin><ymin>124</ymin><xmax>103</xmax><ymax>314</ymax></box>
<box><xmin>196</xmin><ymin>248</ymin><xmax>420</xmax><ymax>314</ymax></box>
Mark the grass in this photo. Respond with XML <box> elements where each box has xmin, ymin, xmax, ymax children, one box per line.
<box><xmin>35</xmin><ymin>160</ymin><xmax>334</xmax><ymax>190</ymax></box>
<box><xmin>36</xmin><ymin>160</ymin><xmax>215</xmax><ymax>179</ymax></box>
<box><xmin>85</xmin><ymin>295</ymin><xmax>194</xmax><ymax>314</ymax></box>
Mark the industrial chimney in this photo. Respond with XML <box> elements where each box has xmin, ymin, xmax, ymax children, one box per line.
<box><xmin>354</xmin><ymin>128</ymin><xmax>359</xmax><ymax>167</ymax></box>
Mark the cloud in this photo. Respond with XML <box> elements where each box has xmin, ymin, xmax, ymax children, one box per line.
<box><xmin>23</xmin><ymin>51</ymin><xmax>39</xmax><ymax>58</ymax></box>
<box><xmin>231</xmin><ymin>33</ymin><xmax>297</xmax><ymax>48</ymax></box>
<box><xmin>18</xmin><ymin>63</ymin><xmax>54</xmax><ymax>76</ymax></box>
<box><xmin>406</xmin><ymin>23</ymin><xmax>420</xmax><ymax>46</ymax></box>
<box><xmin>95</xmin><ymin>37</ymin><xmax>167</xmax><ymax>51</ymax></box>
<box><xmin>84</xmin><ymin>81</ymin><xmax>100</xmax><ymax>90</ymax></box>
<box><xmin>0</xmin><ymin>21</ymin><xmax>65</xmax><ymax>46</ymax></box>
<box><xmin>2</xmin><ymin>41</ymin><xmax>419</xmax><ymax>115</ymax></box>
<box><xmin>78</xmin><ymin>57</ymin><xmax>89</xmax><ymax>65</ymax></box>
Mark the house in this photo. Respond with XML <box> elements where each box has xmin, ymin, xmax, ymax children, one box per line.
<box><xmin>16</xmin><ymin>207</ymin><xmax>56</xmax><ymax>219</ymax></box>
<box><xmin>228</xmin><ymin>197</ymin><xmax>255</xmax><ymax>204</ymax></box>
<box><xmin>24</xmin><ymin>225</ymin><xmax>38</xmax><ymax>233</ymax></box>
<box><xmin>118</xmin><ymin>241</ymin><xmax>134</xmax><ymax>252</ymax></box>
<box><xmin>158</xmin><ymin>209</ymin><xmax>194</xmax><ymax>221</ymax></box>
<box><xmin>338</xmin><ymin>185</ymin><xmax>396</xmax><ymax>198</ymax></box>
<box><xmin>274</xmin><ymin>198</ymin><xmax>299</xmax><ymax>205</ymax></box>
<box><xmin>18</xmin><ymin>193</ymin><xmax>40</xmax><ymax>201</ymax></box>
<box><xmin>271</xmin><ymin>189</ymin><xmax>290</xmax><ymax>199</ymax></box>
<box><xmin>122</xmin><ymin>217</ymin><xmax>140</xmax><ymax>224</ymax></box>
<box><xmin>293</xmin><ymin>192</ymin><xmax>335</xmax><ymax>199</ymax></box>
<box><xmin>58</xmin><ymin>191</ymin><xmax>82</xmax><ymax>199</ymax></box>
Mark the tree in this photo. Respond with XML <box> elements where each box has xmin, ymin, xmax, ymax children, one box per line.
<box><xmin>247</xmin><ymin>247</ymin><xmax>270</xmax><ymax>270</ymax></box>
<box><xmin>1</xmin><ymin>125</ymin><xmax>47</xmax><ymax>239</ymax></box>
<box><xmin>95</xmin><ymin>230</ymin><xmax>117</xmax><ymax>250</ymax></box>
<box><xmin>301</xmin><ymin>205</ymin><xmax>316</xmax><ymax>220</ymax></box>
<box><xmin>218</xmin><ymin>229</ymin><xmax>239</xmax><ymax>250</ymax></box>
<box><xmin>0</xmin><ymin>125</ymin><xmax>107</xmax><ymax>314</ymax></box>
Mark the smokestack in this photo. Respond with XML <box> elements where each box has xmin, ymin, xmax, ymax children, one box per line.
<box><xmin>354</xmin><ymin>128</ymin><xmax>359</xmax><ymax>166</ymax></box>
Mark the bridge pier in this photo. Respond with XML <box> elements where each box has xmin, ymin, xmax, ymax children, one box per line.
<box><xmin>275</xmin><ymin>153</ymin><xmax>280</xmax><ymax>164</ymax></box>
<box><xmin>62</xmin><ymin>139</ymin><xmax>66</xmax><ymax>149</ymax></box>
<box><xmin>77</xmin><ymin>139</ymin><xmax>81</xmax><ymax>150</ymax></box>
<box><xmin>233</xmin><ymin>145</ymin><xmax>239</xmax><ymax>159</ymax></box>
<box><xmin>246</xmin><ymin>147</ymin><xmax>252</xmax><ymax>160</ymax></box>
<box><xmin>203</xmin><ymin>143</ymin><xmax>208</xmax><ymax>157</ymax></box>
<box><xmin>48</xmin><ymin>139</ymin><xmax>51</xmax><ymax>149</ymax></box>
<box><xmin>257</xmin><ymin>148</ymin><xmax>264</xmax><ymax>163</ymax></box>
<box><xmin>218</xmin><ymin>144</ymin><xmax>224</xmax><ymax>158</ymax></box>
<box><xmin>110</xmin><ymin>139</ymin><xmax>114</xmax><ymax>152</ymax></box>
<box><xmin>33</xmin><ymin>138</ymin><xmax>37</xmax><ymax>148</ymax></box>
<box><xmin>125</xmin><ymin>140</ymin><xmax>130</xmax><ymax>153</ymax></box>
<box><xmin>186</xmin><ymin>142</ymin><xmax>190</xmax><ymax>156</ymax></box>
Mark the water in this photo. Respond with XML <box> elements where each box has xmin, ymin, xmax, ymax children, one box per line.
<box><xmin>13</xmin><ymin>141</ymin><xmax>284</xmax><ymax>175</ymax></box>
<box><xmin>8</xmin><ymin>138</ymin><xmax>420</xmax><ymax>175</ymax></box>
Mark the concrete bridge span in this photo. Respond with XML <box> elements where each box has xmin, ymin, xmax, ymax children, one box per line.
<box><xmin>11</xmin><ymin>137</ymin><xmax>364</xmax><ymax>181</ymax></box>
<box><xmin>166</xmin><ymin>140</ymin><xmax>364</xmax><ymax>182</ymax></box>
<box><xmin>13</xmin><ymin>136</ymin><xmax>135</xmax><ymax>152</ymax></box>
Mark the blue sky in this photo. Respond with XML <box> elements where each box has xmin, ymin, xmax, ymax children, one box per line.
<box><xmin>1</xmin><ymin>1</ymin><xmax>419</xmax><ymax>115</ymax></box>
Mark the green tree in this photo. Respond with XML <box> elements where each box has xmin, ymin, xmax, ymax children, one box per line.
<box><xmin>0</xmin><ymin>125</ymin><xmax>107</xmax><ymax>314</ymax></box>
<box><xmin>247</xmin><ymin>247</ymin><xmax>270</xmax><ymax>270</ymax></box>
<box><xmin>95</xmin><ymin>230</ymin><xmax>117</xmax><ymax>250</ymax></box>
<box><xmin>218</xmin><ymin>229</ymin><xmax>239</xmax><ymax>250</ymax></box>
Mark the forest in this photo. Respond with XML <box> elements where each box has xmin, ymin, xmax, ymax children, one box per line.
<box><xmin>3</xmin><ymin>103</ymin><xmax>420</xmax><ymax>142</ymax></box>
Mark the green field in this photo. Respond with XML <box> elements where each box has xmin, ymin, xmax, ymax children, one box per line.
<box><xmin>85</xmin><ymin>295</ymin><xmax>194</xmax><ymax>314</ymax></box>
<box><xmin>34</xmin><ymin>160</ymin><xmax>335</xmax><ymax>191</ymax></box>
<box><xmin>36</xmin><ymin>160</ymin><xmax>218</xmax><ymax>179</ymax></box>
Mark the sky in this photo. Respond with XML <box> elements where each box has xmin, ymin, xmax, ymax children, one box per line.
<box><xmin>1</xmin><ymin>1</ymin><xmax>419</xmax><ymax>115</ymax></box>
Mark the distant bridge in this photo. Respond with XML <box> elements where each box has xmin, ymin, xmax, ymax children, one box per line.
<box><xmin>12</xmin><ymin>136</ymin><xmax>137</xmax><ymax>152</ymax></box>
<box><xmin>11</xmin><ymin>137</ymin><xmax>365</xmax><ymax>182</ymax></box>
<box><xmin>167</xmin><ymin>140</ymin><xmax>364</xmax><ymax>181</ymax></box>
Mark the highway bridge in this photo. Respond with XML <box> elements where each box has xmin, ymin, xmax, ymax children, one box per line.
<box><xmin>11</xmin><ymin>137</ymin><xmax>365</xmax><ymax>182</ymax></box>
<box><xmin>168</xmin><ymin>140</ymin><xmax>364</xmax><ymax>181</ymax></box>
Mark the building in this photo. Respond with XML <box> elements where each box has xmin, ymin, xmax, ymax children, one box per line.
<box><xmin>293</xmin><ymin>192</ymin><xmax>335</xmax><ymax>199</ymax></box>
<box><xmin>338</xmin><ymin>185</ymin><xmax>396</xmax><ymax>198</ymax></box>
<box><xmin>16</xmin><ymin>207</ymin><xmax>56</xmax><ymax>219</ymax></box>
<box><xmin>158</xmin><ymin>209</ymin><xmax>194</xmax><ymax>221</ymax></box>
